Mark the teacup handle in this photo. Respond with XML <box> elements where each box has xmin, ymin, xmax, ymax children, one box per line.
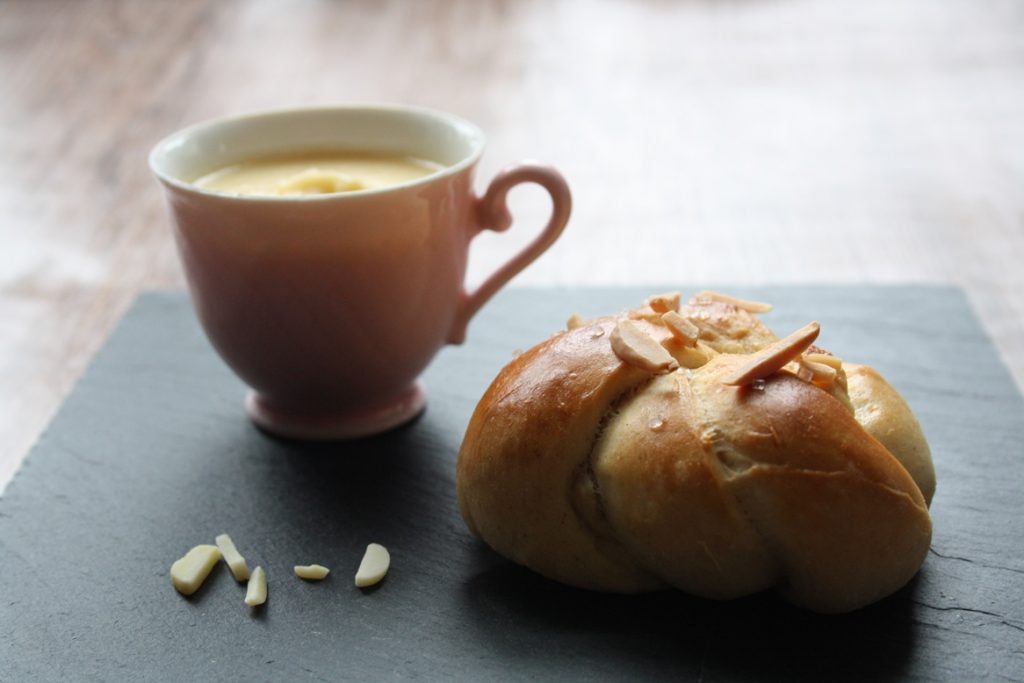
<box><xmin>448</xmin><ymin>161</ymin><xmax>572</xmax><ymax>344</ymax></box>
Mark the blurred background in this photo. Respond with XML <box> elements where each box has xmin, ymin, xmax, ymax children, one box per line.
<box><xmin>2</xmin><ymin>0</ymin><xmax>1023</xmax><ymax>486</ymax></box>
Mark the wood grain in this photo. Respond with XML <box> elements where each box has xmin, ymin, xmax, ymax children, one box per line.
<box><xmin>2</xmin><ymin>0</ymin><xmax>1023</xmax><ymax>488</ymax></box>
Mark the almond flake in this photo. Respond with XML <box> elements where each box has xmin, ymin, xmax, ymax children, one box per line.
<box><xmin>610</xmin><ymin>319</ymin><xmax>679</xmax><ymax>373</ymax></box>
<box><xmin>721</xmin><ymin>322</ymin><xmax>821</xmax><ymax>386</ymax></box>
<box><xmin>245</xmin><ymin>566</ymin><xmax>267</xmax><ymax>607</ymax></box>
<box><xmin>355</xmin><ymin>543</ymin><xmax>390</xmax><ymax>588</ymax></box>
<box><xmin>295</xmin><ymin>564</ymin><xmax>331</xmax><ymax>580</ymax></box>
<box><xmin>646</xmin><ymin>291</ymin><xmax>681</xmax><ymax>314</ymax></box>
<box><xmin>693</xmin><ymin>290</ymin><xmax>774</xmax><ymax>314</ymax></box>
<box><xmin>215</xmin><ymin>533</ymin><xmax>250</xmax><ymax>582</ymax></box>
<box><xmin>800</xmin><ymin>358</ymin><xmax>838</xmax><ymax>383</ymax></box>
<box><xmin>804</xmin><ymin>352</ymin><xmax>842</xmax><ymax>370</ymax></box>
<box><xmin>661</xmin><ymin>311</ymin><xmax>700</xmax><ymax>346</ymax></box>
<box><xmin>566</xmin><ymin>313</ymin><xmax>588</xmax><ymax>330</ymax></box>
<box><xmin>170</xmin><ymin>545</ymin><xmax>222</xmax><ymax>597</ymax></box>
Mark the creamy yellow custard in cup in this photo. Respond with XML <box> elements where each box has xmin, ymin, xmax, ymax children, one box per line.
<box><xmin>193</xmin><ymin>151</ymin><xmax>443</xmax><ymax>196</ymax></box>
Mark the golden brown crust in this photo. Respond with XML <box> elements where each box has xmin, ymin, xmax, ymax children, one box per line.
<box><xmin>845</xmin><ymin>363</ymin><xmax>936</xmax><ymax>505</ymax></box>
<box><xmin>593</xmin><ymin>372</ymin><xmax>781</xmax><ymax>600</ymax></box>
<box><xmin>457</xmin><ymin>319</ymin><xmax>662</xmax><ymax>591</ymax></box>
<box><xmin>456</xmin><ymin>294</ymin><xmax>935</xmax><ymax>612</ymax></box>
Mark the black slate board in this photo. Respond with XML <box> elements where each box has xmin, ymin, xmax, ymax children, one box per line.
<box><xmin>2</xmin><ymin>287</ymin><xmax>1023</xmax><ymax>682</ymax></box>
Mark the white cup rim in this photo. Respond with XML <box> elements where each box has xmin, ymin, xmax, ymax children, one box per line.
<box><xmin>148</xmin><ymin>104</ymin><xmax>486</xmax><ymax>202</ymax></box>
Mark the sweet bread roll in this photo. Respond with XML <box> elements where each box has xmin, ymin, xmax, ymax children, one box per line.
<box><xmin>456</xmin><ymin>291</ymin><xmax>935</xmax><ymax>613</ymax></box>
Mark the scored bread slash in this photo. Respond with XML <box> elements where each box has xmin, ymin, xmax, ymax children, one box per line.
<box><xmin>354</xmin><ymin>543</ymin><xmax>390</xmax><ymax>588</ymax></box>
<box><xmin>647</xmin><ymin>291</ymin><xmax>681</xmax><ymax>314</ymax></box>
<box><xmin>693</xmin><ymin>290</ymin><xmax>774</xmax><ymax>314</ymax></box>
<box><xmin>610</xmin><ymin>319</ymin><xmax>679</xmax><ymax>373</ymax></box>
<box><xmin>215</xmin><ymin>533</ymin><xmax>251</xmax><ymax>582</ymax></box>
<box><xmin>722</xmin><ymin>322</ymin><xmax>821</xmax><ymax>386</ymax></box>
<box><xmin>294</xmin><ymin>564</ymin><xmax>330</xmax><ymax>580</ymax></box>
<box><xmin>170</xmin><ymin>545</ymin><xmax>222</xmax><ymax>596</ymax></box>
<box><xmin>245</xmin><ymin>566</ymin><xmax>267</xmax><ymax>607</ymax></box>
<box><xmin>661</xmin><ymin>311</ymin><xmax>700</xmax><ymax>346</ymax></box>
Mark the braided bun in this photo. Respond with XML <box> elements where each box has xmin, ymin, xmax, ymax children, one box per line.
<box><xmin>456</xmin><ymin>291</ymin><xmax>934</xmax><ymax>613</ymax></box>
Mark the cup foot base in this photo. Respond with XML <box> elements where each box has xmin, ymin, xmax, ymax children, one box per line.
<box><xmin>245</xmin><ymin>382</ymin><xmax>426</xmax><ymax>440</ymax></box>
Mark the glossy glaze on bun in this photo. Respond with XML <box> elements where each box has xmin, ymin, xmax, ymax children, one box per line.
<box><xmin>457</xmin><ymin>291</ymin><xmax>934</xmax><ymax>613</ymax></box>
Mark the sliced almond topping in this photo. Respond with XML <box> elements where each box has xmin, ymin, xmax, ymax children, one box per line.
<box><xmin>610</xmin><ymin>319</ymin><xmax>679</xmax><ymax>373</ymax></box>
<box><xmin>566</xmin><ymin>313</ymin><xmax>588</xmax><ymax>330</ymax></box>
<box><xmin>663</xmin><ymin>340</ymin><xmax>714</xmax><ymax>369</ymax></box>
<box><xmin>693</xmin><ymin>290</ymin><xmax>774</xmax><ymax>314</ymax></box>
<box><xmin>661</xmin><ymin>311</ymin><xmax>700</xmax><ymax>346</ymax></box>
<box><xmin>800</xmin><ymin>357</ymin><xmax>838</xmax><ymax>383</ymax></box>
<box><xmin>646</xmin><ymin>291</ymin><xmax>681</xmax><ymax>314</ymax></box>
<box><xmin>804</xmin><ymin>352</ymin><xmax>842</xmax><ymax>370</ymax></box>
<box><xmin>626</xmin><ymin>306</ymin><xmax>662</xmax><ymax>322</ymax></box>
<box><xmin>721</xmin><ymin>322</ymin><xmax>821</xmax><ymax>386</ymax></box>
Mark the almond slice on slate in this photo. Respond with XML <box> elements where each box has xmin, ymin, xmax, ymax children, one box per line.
<box><xmin>215</xmin><ymin>533</ymin><xmax>251</xmax><ymax>582</ymax></box>
<box><xmin>355</xmin><ymin>543</ymin><xmax>391</xmax><ymax>588</ymax></box>
<box><xmin>245</xmin><ymin>567</ymin><xmax>267</xmax><ymax>607</ymax></box>
<box><xmin>170</xmin><ymin>545</ymin><xmax>222</xmax><ymax>596</ymax></box>
<box><xmin>295</xmin><ymin>564</ymin><xmax>331</xmax><ymax>580</ymax></box>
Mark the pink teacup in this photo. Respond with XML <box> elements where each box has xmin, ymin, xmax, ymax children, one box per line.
<box><xmin>149</xmin><ymin>105</ymin><xmax>571</xmax><ymax>439</ymax></box>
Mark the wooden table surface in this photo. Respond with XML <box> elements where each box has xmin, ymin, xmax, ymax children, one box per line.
<box><xmin>2</xmin><ymin>0</ymin><xmax>1022</xmax><ymax>489</ymax></box>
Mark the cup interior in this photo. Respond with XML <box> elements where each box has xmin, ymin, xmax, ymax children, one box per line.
<box><xmin>149</xmin><ymin>105</ymin><xmax>485</xmax><ymax>192</ymax></box>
